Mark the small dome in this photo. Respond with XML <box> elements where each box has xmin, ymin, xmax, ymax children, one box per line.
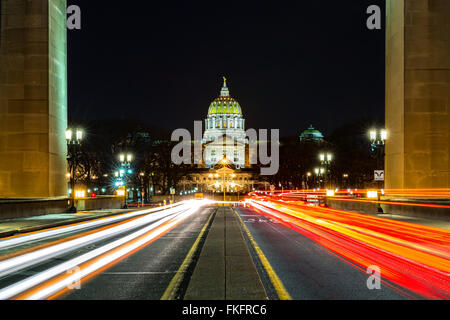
<box><xmin>208</xmin><ymin>77</ymin><xmax>243</xmax><ymax>116</ymax></box>
<box><xmin>300</xmin><ymin>125</ymin><xmax>324</xmax><ymax>142</ymax></box>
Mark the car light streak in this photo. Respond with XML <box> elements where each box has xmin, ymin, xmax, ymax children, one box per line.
<box><xmin>0</xmin><ymin>202</ymin><xmax>185</xmax><ymax>250</ymax></box>
<box><xmin>0</xmin><ymin>202</ymin><xmax>200</xmax><ymax>279</ymax></box>
<box><xmin>0</xmin><ymin>200</ymin><xmax>211</xmax><ymax>300</ymax></box>
<box><xmin>247</xmin><ymin>198</ymin><xmax>450</xmax><ymax>299</ymax></box>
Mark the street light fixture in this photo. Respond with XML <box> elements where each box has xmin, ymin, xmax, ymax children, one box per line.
<box><xmin>370</xmin><ymin>129</ymin><xmax>387</xmax><ymax>148</ymax></box>
<box><xmin>369</xmin><ymin>129</ymin><xmax>387</xmax><ymax>213</ymax></box>
<box><xmin>66</xmin><ymin>128</ymin><xmax>84</xmax><ymax>213</ymax></box>
<box><xmin>319</xmin><ymin>152</ymin><xmax>333</xmax><ymax>189</ymax></box>
<box><xmin>117</xmin><ymin>153</ymin><xmax>133</xmax><ymax>209</ymax></box>
<box><xmin>76</xmin><ymin>130</ymin><xmax>83</xmax><ymax>141</ymax></box>
<box><xmin>314</xmin><ymin>167</ymin><xmax>326</xmax><ymax>189</ymax></box>
<box><xmin>65</xmin><ymin>130</ymin><xmax>72</xmax><ymax>141</ymax></box>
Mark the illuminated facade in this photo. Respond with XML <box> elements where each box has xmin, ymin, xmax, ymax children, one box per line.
<box><xmin>203</xmin><ymin>78</ymin><xmax>247</xmax><ymax>168</ymax></box>
<box><xmin>0</xmin><ymin>0</ymin><xmax>68</xmax><ymax>198</ymax></box>
<box><xmin>178</xmin><ymin>78</ymin><xmax>268</xmax><ymax>194</ymax></box>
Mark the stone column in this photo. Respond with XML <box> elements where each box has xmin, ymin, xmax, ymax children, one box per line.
<box><xmin>386</xmin><ymin>0</ymin><xmax>450</xmax><ymax>189</ymax></box>
<box><xmin>0</xmin><ymin>0</ymin><xmax>68</xmax><ymax>198</ymax></box>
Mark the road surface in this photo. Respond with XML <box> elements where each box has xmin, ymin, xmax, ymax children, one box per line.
<box><xmin>0</xmin><ymin>199</ymin><xmax>447</xmax><ymax>300</ymax></box>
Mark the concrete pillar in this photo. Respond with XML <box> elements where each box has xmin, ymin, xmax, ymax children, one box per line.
<box><xmin>0</xmin><ymin>0</ymin><xmax>68</xmax><ymax>198</ymax></box>
<box><xmin>386</xmin><ymin>0</ymin><xmax>450</xmax><ymax>189</ymax></box>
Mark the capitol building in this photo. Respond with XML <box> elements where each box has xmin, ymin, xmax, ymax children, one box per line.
<box><xmin>203</xmin><ymin>77</ymin><xmax>247</xmax><ymax>169</ymax></box>
<box><xmin>178</xmin><ymin>77</ymin><xmax>268</xmax><ymax>196</ymax></box>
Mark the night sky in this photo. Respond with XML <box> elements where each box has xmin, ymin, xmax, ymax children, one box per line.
<box><xmin>68</xmin><ymin>1</ymin><xmax>386</xmax><ymax>137</ymax></box>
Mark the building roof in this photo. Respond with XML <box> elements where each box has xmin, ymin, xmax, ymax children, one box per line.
<box><xmin>208</xmin><ymin>77</ymin><xmax>243</xmax><ymax>116</ymax></box>
<box><xmin>299</xmin><ymin>125</ymin><xmax>324</xmax><ymax>142</ymax></box>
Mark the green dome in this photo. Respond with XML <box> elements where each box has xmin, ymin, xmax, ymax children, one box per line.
<box><xmin>208</xmin><ymin>77</ymin><xmax>243</xmax><ymax>116</ymax></box>
<box><xmin>208</xmin><ymin>96</ymin><xmax>242</xmax><ymax>116</ymax></box>
<box><xmin>300</xmin><ymin>125</ymin><xmax>324</xmax><ymax>142</ymax></box>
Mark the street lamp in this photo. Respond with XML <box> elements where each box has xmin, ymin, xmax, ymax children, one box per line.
<box><xmin>314</xmin><ymin>167</ymin><xmax>325</xmax><ymax>189</ymax></box>
<box><xmin>117</xmin><ymin>153</ymin><xmax>133</xmax><ymax>209</ymax></box>
<box><xmin>221</xmin><ymin>157</ymin><xmax>228</xmax><ymax>203</ymax></box>
<box><xmin>370</xmin><ymin>129</ymin><xmax>387</xmax><ymax>148</ymax></box>
<box><xmin>305</xmin><ymin>172</ymin><xmax>312</xmax><ymax>190</ymax></box>
<box><xmin>215</xmin><ymin>157</ymin><xmax>238</xmax><ymax>204</ymax></box>
<box><xmin>319</xmin><ymin>152</ymin><xmax>333</xmax><ymax>188</ymax></box>
<box><xmin>369</xmin><ymin>129</ymin><xmax>387</xmax><ymax>213</ymax></box>
<box><xmin>66</xmin><ymin>128</ymin><xmax>84</xmax><ymax>213</ymax></box>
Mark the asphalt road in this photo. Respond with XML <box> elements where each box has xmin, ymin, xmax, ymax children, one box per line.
<box><xmin>0</xmin><ymin>202</ymin><xmax>441</xmax><ymax>300</ymax></box>
<box><xmin>235</xmin><ymin>206</ymin><xmax>420</xmax><ymax>300</ymax></box>
<box><xmin>0</xmin><ymin>203</ymin><xmax>216</xmax><ymax>300</ymax></box>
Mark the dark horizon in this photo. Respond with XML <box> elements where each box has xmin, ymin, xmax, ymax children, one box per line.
<box><xmin>68</xmin><ymin>1</ymin><xmax>385</xmax><ymax>137</ymax></box>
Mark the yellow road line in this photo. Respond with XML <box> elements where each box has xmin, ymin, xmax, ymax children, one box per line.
<box><xmin>161</xmin><ymin>210</ymin><xmax>215</xmax><ymax>300</ymax></box>
<box><xmin>233</xmin><ymin>208</ymin><xmax>292</xmax><ymax>300</ymax></box>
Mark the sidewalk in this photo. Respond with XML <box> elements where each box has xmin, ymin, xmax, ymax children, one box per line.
<box><xmin>184</xmin><ymin>206</ymin><xmax>267</xmax><ymax>300</ymax></box>
<box><xmin>0</xmin><ymin>209</ymin><xmax>133</xmax><ymax>239</ymax></box>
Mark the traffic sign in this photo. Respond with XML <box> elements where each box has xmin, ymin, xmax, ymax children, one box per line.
<box><xmin>374</xmin><ymin>170</ymin><xmax>385</xmax><ymax>181</ymax></box>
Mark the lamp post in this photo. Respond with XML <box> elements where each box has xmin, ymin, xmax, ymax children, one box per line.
<box><xmin>369</xmin><ymin>129</ymin><xmax>387</xmax><ymax>213</ymax></box>
<box><xmin>306</xmin><ymin>172</ymin><xmax>312</xmax><ymax>190</ymax></box>
<box><xmin>221</xmin><ymin>158</ymin><xmax>228</xmax><ymax>203</ymax></box>
<box><xmin>118</xmin><ymin>153</ymin><xmax>133</xmax><ymax>209</ymax></box>
<box><xmin>213</xmin><ymin>157</ymin><xmax>237</xmax><ymax>204</ymax></box>
<box><xmin>66</xmin><ymin>128</ymin><xmax>83</xmax><ymax>213</ymax></box>
<box><xmin>319</xmin><ymin>153</ymin><xmax>333</xmax><ymax>189</ymax></box>
<box><xmin>314</xmin><ymin>167</ymin><xmax>325</xmax><ymax>189</ymax></box>
<box><xmin>342</xmin><ymin>173</ymin><xmax>349</xmax><ymax>189</ymax></box>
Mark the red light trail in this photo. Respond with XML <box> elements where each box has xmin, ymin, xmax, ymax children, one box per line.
<box><xmin>245</xmin><ymin>196</ymin><xmax>450</xmax><ymax>299</ymax></box>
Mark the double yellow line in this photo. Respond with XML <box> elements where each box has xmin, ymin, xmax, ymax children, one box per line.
<box><xmin>162</xmin><ymin>207</ymin><xmax>291</xmax><ymax>300</ymax></box>
<box><xmin>233</xmin><ymin>208</ymin><xmax>292</xmax><ymax>300</ymax></box>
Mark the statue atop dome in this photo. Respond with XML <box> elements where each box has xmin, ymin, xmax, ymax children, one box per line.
<box><xmin>220</xmin><ymin>76</ymin><xmax>230</xmax><ymax>98</ymax></box>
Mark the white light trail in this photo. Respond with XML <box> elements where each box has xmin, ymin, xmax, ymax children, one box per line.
<box><xmin>0</xmin><ymin>203</ymin><xmax>192</xmax><ymax>279</ymax></box>
<box><xmin>0</xmin><ymin>200</ymin><xmax>210</xmax><ymax>300</ymax></box>
<box><xmin>0</xmin><ymin>203</ymin><xmax>185</xmax><ymax>250</ymax></box>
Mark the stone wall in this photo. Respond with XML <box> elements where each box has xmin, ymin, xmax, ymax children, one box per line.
<box><xmin>0</xmin><ymin>0</ymin><xmax>68</xmax><ymax>198</ymax></box>
<box><xmin>325</xmin><ymin>197</ymin><xmax>450</xmax><ymax>221</ymax></box>
<box><xmin>0</xmin><ymin>196</ymin><xmax>125</xmax><ymax>220</ymax></box>
<box><xmin>386</xmin><ymin>0</ymin><xmax>450</xmax><ymax>189</ymax></box>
